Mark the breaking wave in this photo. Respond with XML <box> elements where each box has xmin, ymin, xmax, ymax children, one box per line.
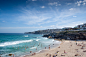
<box><xmin>0</xmin><ymin>40</ymin><xmax>33</xmax><ymax>47</ymax></box>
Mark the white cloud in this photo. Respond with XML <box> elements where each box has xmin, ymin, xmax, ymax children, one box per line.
<box><xmin>78</xmin><ymin>3</ymin><xmax>81</xmax><ymax>6</ymax></box>
<box><xmin>25</xmin><ymin>17</ymin><xmax>51</xmax><ymax>25</ymax></box>
<box><xmin>48</xmin><ymin>2</ymin><xmax>61</xmax><ymax>6</ymax></box>
<box><xmin>32</xmin><ymin>0</ymin><xmax>37</xmax><ymax>1</ymax></box>
<box><xmin>79</xmin><ymin>1</ymin><xmax>83</xmax><ymax>3</ymax></box>
<box><xmin>48</xmin><ymin>21</ymin><xmax>85</xmax><ymax>28</ymax></box>
<box><xmin>37</xmin><ymin>7</ymin><xmax>81</xmax><ymax>26</ymax></box>
<box><xmin>49</xmin><ymin>25</ymin><xmax>56</xmax><ymax>29</ymax></box>
<box><xmin>26</xmin><ymin>0</ymin><xmax>30</xmax><ymax>3</ymax></box>
<box><xmin>83</xmin><ymin>3</ymin><xmax>86</xmax><ymax>5</ymax></box>
<box><xmin>58</xmin><ymin>4</ymin><xmax>61</xmax><ymax>5</ymax></box>
<box><xmin>48</xmin><ymin>2</ymin><xmax>57</xmax><ymax>5</ymax></box>
<box><xmin>17</xmin><ymin>8</ymin><xmax>52</xmax><ymax>25</ymax></box>
<box><xmin>83</xmin><ymin>0</ymin><xmax>86</xmax><ymax>2</ymax></box>
<box><xmin>69</xmin><ymin>8</ymin><xmax>74</xmax><ymax>10</ymax></box>
<box><xmin>41</xmin><ymin>6</ymin><xmax>45</xmax><ymax>8</ymax></box>
<box><xmin>75</xmin><ymin>0</ymin><xmax>86</xmax><ymax>6</ymax></box>
<box><xmin>15</xmin><ymin>4</ymin><xmax>84</xmax><ymax>29</ymax></box>
<box><xmin>56</xmin><ymin>5</ymin><xmax>57</xmax><ymax>6</ymax></box>
<box><xmin>73</xmin><ymin>16</ymin><xmax>77</xmax><ymax>17</ymax></box>
<box><xmin>19</xmin><ymin>16</ymin><xmax>51</xmax><ymax>25</ymax></box>
<box><xmin>26</xmin><ymin>0</ymin><xmax>36</xmax><ymax>3</ymax></box>
<box><xmin>66</xmin><ymin>3</ymin><xmax>72</xmax><ymax>5</ymax></box>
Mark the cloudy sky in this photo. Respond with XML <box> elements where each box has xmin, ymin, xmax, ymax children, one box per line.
<box><xmin>0</xmin><ymin>0</ymin><xmax>86</xmax><ymax>33</ymax></box>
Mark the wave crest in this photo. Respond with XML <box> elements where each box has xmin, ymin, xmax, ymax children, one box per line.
<box><xmin>0</xmin><ymin>40</ymin><xmax>33</xmax><ymax>47</ymax></box>
<box><xmin>36</xmin><ymin>39</ymin><xmax>40</xmax><ymax>41</ymax></box>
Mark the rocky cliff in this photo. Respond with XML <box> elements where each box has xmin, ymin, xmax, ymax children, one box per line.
<box><xmin>43</xmin><ymin>30</ymin><xmax>86</xmax><ymax>40</ymax></box>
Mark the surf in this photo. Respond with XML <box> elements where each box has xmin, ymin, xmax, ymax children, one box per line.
<box><xmin>0</xmin><ymin>40</ymin><xmax>33</xmax><ymax>47</ymax></box>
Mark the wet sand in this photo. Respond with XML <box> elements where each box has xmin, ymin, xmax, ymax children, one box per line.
<box><xmin>23</xmin><ymin>40</ymin><xmax>86</xmax><ymax>57</ymax></box>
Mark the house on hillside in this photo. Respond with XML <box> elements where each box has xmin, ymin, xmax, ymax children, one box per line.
<box><xmin>76</xmin><ymin>23</ymin><xmax>86</xmax><ymax>30</ymax></box>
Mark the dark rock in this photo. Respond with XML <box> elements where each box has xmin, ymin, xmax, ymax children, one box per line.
<box><xmin>42</xmin><ymin>31</ymin><xmax>86</xmax><ymax>40</ymax></box>
<box><xmin>8</xmin><ymin>54</ymin><xmax>12</xmax><ymax>56</ymax></box>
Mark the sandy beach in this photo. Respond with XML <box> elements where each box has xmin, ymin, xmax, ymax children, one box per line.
<box><xmin>23</xmin><ymin>40</ymin><xmax>86</xmax><ymax>57</ymax></box>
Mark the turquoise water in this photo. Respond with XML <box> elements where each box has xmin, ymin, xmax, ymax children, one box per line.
<box><xmin>0</xmin><ymin>33</ymin><xmax>61</xmax><ymax>57</ymax></box>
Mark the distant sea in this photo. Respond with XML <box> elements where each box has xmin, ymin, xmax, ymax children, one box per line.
<box><xmin>0</xmin><ymin>33</ymin><xmax>61</xmax><ymax>57</ymax></box>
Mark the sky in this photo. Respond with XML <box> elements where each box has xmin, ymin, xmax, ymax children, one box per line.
<box><xmin>0</xmin><ymin>0</ymin><xmax>86</xmax><ymax>33</ymax></box>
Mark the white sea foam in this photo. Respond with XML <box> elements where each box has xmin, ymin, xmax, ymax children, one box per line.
<box><xmin>36</xmin><ymin>50</ymin><xmax>42</xmax><ymax>53</ymax></box>
<box><xmin>52</xmin><ymin>39</ymin><xmax>54</xmax><ymax>41</ymax></box>
<box><xmin>30</xmin><ymin>46</ymin><xmax>37</xmax><ymax>49</ymax></box>
<box><xmin>54</xmin><ymin>41</ymin><xmax>61</xmax><ymax>43</ymax></box>
<box><xmin>43</xmin><ymin>38</ymin><xmax>48</xmax><ymax>39</ymax></box>
<box><xmin>24</xmin><ymin>35</ymin><xmax>28</xmax><ymax>37</ymax></box>
<box><xmin>0</xmin><ymin>40</ymin><xmax>33</xmax><ymax>47</ymax></box>
<box><xmin>36</xmin><ymin>39</ymin><xmax>40</xmax><ymax>41</ymax></box>
<box><xmin>41</xmin><ymin>39</ymin><xmax>61</xmax><ymax>46</ymax></box>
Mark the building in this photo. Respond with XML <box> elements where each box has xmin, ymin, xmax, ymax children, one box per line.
<box><xmin>76</xmin><ymin>23</ymin><xmax>86</xmax><ymax>30</ymax></box>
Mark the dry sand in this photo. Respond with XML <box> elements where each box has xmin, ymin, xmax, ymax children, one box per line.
<box><xmin>23</xmin><ymin>40</ymin><xmax>86</xmax><ymax>57</ymax></box>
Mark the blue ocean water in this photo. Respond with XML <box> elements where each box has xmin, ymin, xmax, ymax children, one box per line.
<box><xmin>0</xmin><ymin>33</ymin><xmax>61</xmax><ymax>57</ymax></box>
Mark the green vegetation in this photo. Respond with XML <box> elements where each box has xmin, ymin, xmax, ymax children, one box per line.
<box><xmin>58</xmin><ymin>30</ymin><xmax>86</xmax><ymax>34</ymax></box>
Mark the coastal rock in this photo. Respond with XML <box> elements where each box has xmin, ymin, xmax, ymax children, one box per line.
<box><xmin>43</xmin><ymin>31</ymin><xmax>86</xmax><ymax>40</ymax></box>
<box><xmin>48</xmin><ymin>36</ymin><xmax>52</xmax><ymax>38</ymax></box>
<box><xmin>43</xmin><ymin>34</ymin><xmax>49</xmax><ymax>37</ymax></box>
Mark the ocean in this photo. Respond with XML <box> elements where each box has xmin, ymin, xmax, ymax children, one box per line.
<box><xmin>0</xmin><ymin>33</ymin><xmax>61</xmax><ymax>57</ymax></box>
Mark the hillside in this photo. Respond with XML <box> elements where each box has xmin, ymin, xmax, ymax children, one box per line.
<box><xmin>24</xmin><ymin>29</ymin><xmax>62</xmax><ymax>34</ymax></box>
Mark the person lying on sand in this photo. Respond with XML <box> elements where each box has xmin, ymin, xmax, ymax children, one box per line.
<box><xmin>56</xmin><ymin>51</ymin><xmax>59</xmax><ymax>53</ymax></box>
<box><xmin>77</xmin><ymin>44</ymin><xmax>82</xmax><ymax>46</ymax></box>
<box><xmin>31</xmin><ymin>53</ymin><xmax>36</xmax><ymax>56</ymax></box>
<box><xmin>81</xmin><ymin>46</ymin><xmax>84</xmax><ymax>49</ymax></box>
<box><xmin>46</xmin><ymin>53</ymin><xmax>48</xmax><ymax>56</ymax></box>
<box><xmin>75</xmin><ymin>54</ymin><xmax>81</xmax><ymax>56</ymax></box>
<box><xmin>53</xmin><ymin>55</ymin><xmax>56</xmax><ymax>57</ymax></box>
<box><xmin>49</xmin><ymin>54</ymin><xmax>51</xmax><ymax>57</ymax></box>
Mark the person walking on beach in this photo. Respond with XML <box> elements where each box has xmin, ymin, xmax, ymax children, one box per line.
<box><xmin>49</xmin><ymin>46</ymin><xmax>50</xmax><ymax>50</ymax></box>
<box><xmin>64</xmin><ymin>50</ymin><xmax>66</xmax><ymax>53</ymax></box>
<box><xmin>30</xmin><ymin>51</ymin><xmax>32</xmax><ymax>53</ymax></box>
<box><xmin>13</xmin><ymin>54</ymin><xmax>14</xmax><ymax>57</ymax></box>
<box><xmin>41</xmin><ymin>44</ymin><xmax>42</xmax><ymax>47</ymax></box>
<box><xmin>45</xmin><ymin>47</ymin><xmax>46</xmax><ymax>49</ymax></box>
<box><xmin>76</xmin><ymin>42</ymin><xmax>77</xmax><ymax>45</ymax></box>
<box><xmin>36</xmin><ymin>48</ymin><xmax>37</xmax><ymax>50</ymax></box>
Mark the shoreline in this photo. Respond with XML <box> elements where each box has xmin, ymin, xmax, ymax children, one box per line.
<box><xmin>22</xmin><ymin>40</ymin><xmax>86</xmax><ymax>57</ymax></box>
<box><xmin>19</xmin><ymin>39</ymin><xmax>61</xmax><ymax>57</ymax></box>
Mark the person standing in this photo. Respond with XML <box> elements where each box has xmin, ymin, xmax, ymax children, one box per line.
<box><xmin>49</xmin><ymin>46</ymin><xmax>50</xmax><ymax>50</ymax></box>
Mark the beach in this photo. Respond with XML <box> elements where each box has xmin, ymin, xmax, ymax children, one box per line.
<box><xmin>23</xmin><ymin>40</ymin><xmax>86</xmax><ymax>57</ymax></box>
